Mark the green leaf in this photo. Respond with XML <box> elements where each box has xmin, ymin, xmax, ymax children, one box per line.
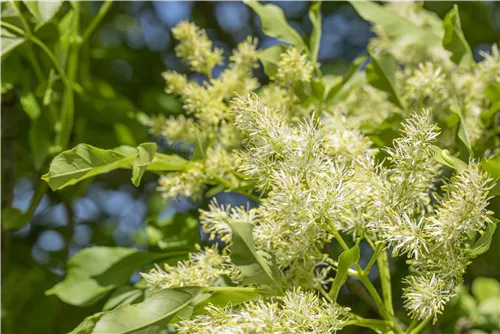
<box><xmin>23</xmin><ymin>1</ymin><xmax>63</xmax><ymax>29</ymax></box>
<box><xmin>229</xmin><ymin>222</ymin><xmax>281</xmax><ymax>287</ymax></box>
<box><xmin>1</xmin><ymin>207</ymin><xmax>31</xmax><ymax>231</ymax></box>
<box><xmin>366</xmin><ymin>52</ymin><xmax>405</xmax><ymax>110</ymax></box>
<box><xmin>480</xmin><ymin>154</ymin><xmax>500</xmax><ymax>196</ymax></box>
<box><xmin>442</xmin><ymin>5</ymin><xmax>474</xmax><ymax>67</ymax></box>
<box><xmin>103</xmin><ymin>287</ymin><xmax>144</xmax><ymax>311</ymax></box>
<box><xmin>244</xmin><ymin>1</ymin><xmax>308</xmax><ymax>51</ymax></box>
<box><xmin>131</xmin><ymin>142</ymin><xmax>157</xmax><ymax>187</ymax></box>
<box><xmin>308</xmin><ymin>1</ymin><xmax>322</xmax><ymax>63</ymax></box>
<box><xmin>469</xmin><ymin>220</ymin><xmax>498</xmax><ymax>258</ymax></box>
<box><xmin>70</xmin><ymin>288</ymin><xmax>200</xmax><ymax>334</ymax></box>
<box><xmin>328</xmin><ymin>245</ymin><xmax>360</xmax><ymax>302</ymax></box>
<box><xmin>46</xmin><ymin>246</ymin><xmax>169</xmax><ymax>306</ymax></box>
<box><xmin>450</xmin><ymin>101</ymin><xmax>472</xmax><ymax>152</ymax></box>
<box><xmin>472</xmin><ymin>277</ymin><xmax>500</xmax><ymax>302</ymax></box>
<box><xmin>258</xmin><ymin>45</ymin><xmax>288</xmax><ymax>78</ymax></box>
<box><xmin>350</xmin><ymin>1</ymin><xmax>442</xmax><ymax>47</ymax></box>
<box><xmin>20</xmin><ymin>90</ymin><xmax>41</xmax><ymax>120</ymax></box>
<box><xmin>1</xmin><ymin>28</ymin><xmax>25</xmax><ymax>58</ymax></box>
<box><xmin>42</xmin><ymin>144</ymin><xmax>188</xmax><ymax>190</ymax></box>
<box><xmin>192</xmin><ymin>289</ymin><xmax>261</xmax><ymax>317</ymax></box>
<box><xmin>42</xmin><ymin>144</ymin><xmax>136</xmax><ymax>190</ymax></box>
<box><xmin>431</xmin><ymin>146</ymin><xmax>468</xmax><ymax>174</ymax></box>
<box><xmin>325</xmin><ymin>54</ymin><xmax>367</xmax><ymax>105</ymax></box>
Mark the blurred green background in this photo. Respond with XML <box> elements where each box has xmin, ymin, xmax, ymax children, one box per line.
<box><xmin>1</xmin><ymin>1</ymin><xmax>499</xmax><ymax>333</ymax></box>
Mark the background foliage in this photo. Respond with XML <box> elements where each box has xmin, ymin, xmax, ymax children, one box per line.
<box><xmin>1</xmin><ymin>1</ymin><xmax>500</xmax><ymax>333</ymax></box>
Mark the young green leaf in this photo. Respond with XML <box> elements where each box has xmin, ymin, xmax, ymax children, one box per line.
<box><xmin>229</xmin><ymin>222</ymin><xmax>282</xmax><ymax>287</ymax></box>
<box><xmin>308</xmin><ymin>1</ymin><xmax>322</xmax><ymax>63</ymax></box>
<box><xmin>442</xmin><ymin>5</ymin><xmax>474</xmax><ymax>67</ymax></box>
<box><xmin>472</xmin><ymin>277</ymin><xmax>500</xmax><ymax>302</ymax></box>
<box><xmin>1</xmin><ymin>28</ymin><xmax>25</xmax><ymax>58</ymax></box>
<box><xmin>131</xmin><ymin>142</ymin><xmax>157</xmax><ymax>186</ymax></box>
<box><xmin>23</xmin><ymin>1</ymin><xmax>63</xmax><ymax>29</ymax></box>
<box><xmin>366</xmin><ymin>52</ymin><xmax>405</xmax><ymax>110</ymax></box>
<box><xmin>42</xmin><ymin>144</ymin><xmax>137</xmax><ymax>190</ymax></box>
<box><xmin>480</xmin><ymin>154</ymin><xmax>500</xmax><ymax>196</ymax></box>
<box><xmin>450</xmin><ymin>102</ymin><xmax>473</xmax><ymax>153</ymax></box>
<box><xmin>431</xmin><ymin>146</ymin><xmax>468</xmax><ymax>174</ymax></box>
<box><xmin>1</xmin><ymin>207</ymin><xmax>31</xmax><ymax>231</ymax></box>
<box><xmin>350</xmin><ymin>1</ymin><xmax>442</xmax><ymax>47</ymax></box>
<box><xmin>46</xmin><ymin>246</ymin><xmax>171</xmax><ymax>307</ymax></box>
<box><xmin>103</xmin><ymin>287</ymin><xmax>144</xmax><ymax>311</ymax></box>
<box><xmin>469</xmin><ymin>220</ymin><xmax>498</xmax><ymax>258</ymax></box>
<box><xmin>328</xmin><ymin>245</ymin><xmax>360</xmax><ymax>302</ymax></box>
<box><xmin>191</xmin><ymin>289</ymin><xmax>261</xmax><ymax>317</ymax></box>
<box><xmin>42</xmin><ymin>144</ymin><xmax>188</xmax><ymax>190</ymax></box>
<box><xmin>258</xmin><ymin>45</ymin><xmax>288</xmax><ymax>78</ymax></box>
<box><xmin>244</xmin><ymin>1</ymin><xmax>308</xmax><ymax>51</ymax></box>
<box><xmin>325</xmin><ymin>54</ymin><xmax>367</xmax><ymax>105</ymax></box>
<box><xmin>69</xmin><ymin>287</ymin><xmax>200</xmax><ymax>334</ymax></box>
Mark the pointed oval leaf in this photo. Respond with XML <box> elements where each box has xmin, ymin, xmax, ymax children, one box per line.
<box><xmin>366</xmin><ymin>52</ymin><xmax>405</xmax><ymax>110</ymax></box>
<box><xmin>131</xmin><ymin>142</ymin><xmax>157</xmax><ymax>186</ymax></box>
<box><xmin>328</xmin><ymin>245</ymin><xmax>360</xmax><ymax>302</ymax></box>
<box><xmin>442</xmin><ymin>5</ymin><xmax>474</xmax><ymax>66</ymax></box>
<box><xmin>46</xmin><ymin>247</ymin><xmax>171</xmax><ymax>306</ymax></box>
<box><xmin>229</xmin><ymin>222</ymin><xmax>281</xmax><ymax>287</ymax></box>
<box><xmin>350</xmin><ymin>1</ymin><xmax>442</xmax><ymax>47</ymax></box>
<box><xmin>244</xmin><ymin>1</ymin><xmax>308</xmax><ymax>51</ymax></box>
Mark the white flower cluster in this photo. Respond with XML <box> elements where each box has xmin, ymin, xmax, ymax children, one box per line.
<box><xmin>141</xmin><ymin>245</ymin><xmax>239</xmax><ymax>290</ymax></box>
<box><xmin>176</xmin><ymin>289</ymin><xmax>350</xmax><ymax>334</ymax></box>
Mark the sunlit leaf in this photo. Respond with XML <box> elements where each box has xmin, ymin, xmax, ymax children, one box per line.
<box><xmin>469</xmin><ymin>220</ymin><xmax>498</xmax><ymax>258</ymax></box>
<box><xmin>244</xmin><ymin>1</ymin><xmax>308</xmax><ymax>51</ymax></box>
<box><xmin>258</xmin><ymin>45</ymin><xmax>288</xmax><ymax>78</ymax></box>
<box><xmin>1</xmin><ymin>207</ymin><xmax>30</xmax><ymax>231</ymax></box>
<box><xmin>329</xmin><ymin>245</ymin><xmax>360</xmax><ymax>302</ymax></box>
<box><xmin>366</xmin><ymin>52</ymin><xmax>405</xmax><ymax>110</ymax></box>
<box><xmin>46</xmin><ymin>247</ymin><xmax>170</xmax><ymax>307</ymax></box>
<box><xmin>431</xmin><ymin>146</ymin><xmax>468</xmax><ymax>174</ymax></box>
<box><xmin>308</xmin><ymin>1</ymin><xmax>322</xmax><ymax>63</ymax></box>
<box><xmin>480</xmin><ymin>154</ymin><xmax>500</xmax><ymax>196</ymax></box>
<box><xmin>229</xmin><ymin>222</ymin><xmax>281</xmax><ymax>287</ymax></box>
<box><xmin>131</xmin><ymin>142</ymin><xmax>157</xmax><ymax>186</ymax></box>
<box><xmin>442</xmin><ymin>5</ymin><xmax>474</xmax><ymax>66</ymax></box>
<box><xmin>350</xmin><ymin>1</ymin><xmax>442</xmax><ymax>47</ymax></box>
<box><xmin>23</xmin><ymin>1</ymin><xmax>63</xmax><ymax>29</ymax></box>
<box><xmin>70</xmin><ymin>287</ymin><xmax>200</xmax><ymax>334</ymax></box>
<box><xmin>42</xmin><ymin>144</ymin><xmax>188</xmax><ymax>190</ymax></box>
<box><xmin>1</xmin><ymin>28</ymin><xmax>25</xmax><ymax>58</ymax></box>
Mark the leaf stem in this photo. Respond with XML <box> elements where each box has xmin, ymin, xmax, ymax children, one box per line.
<box><xmin>82</xmin><ymin>1</ymin><xmax>114</xmax><ymax>43</ymax></box>
<box><xmin>9</xmin><ymin>1</ymin><xmax>31</xmax><ymax>33</ymax></box>
<box><xmin>408</xmin><ymin>317</ymin><xmax>431</xmax><ymax>334</ymax></box>
<box><xmin>0</xmin><ymin>21</ymin><xmax>25</xmax><ymax>35</ymax></box>
<box><xmin>327</xmin><ymin>220</ymin><xmax>404</xmax><ymax>334</ymax></box>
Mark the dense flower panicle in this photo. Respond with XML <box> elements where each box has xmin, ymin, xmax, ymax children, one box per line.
<box><xmin>157</xmin><ymin>162</ymin><xmax>205</xmax><ymax>200</ymax></box>
<box><xmin>161</xmin><ymin>114</ymin><xmax>196</xmax><ymax>144</ymax></box>
<box><xmin>404</xmin><ymin>62</ymin><xmax>449</xmax><ymax>108</ymax></box>
<box><xmin>209</xmin><ymin>37</ymin><xmax>260</xmax><ymax>100</ymax></box>
<box><xmin>141</xmin><ymin>246</ymin><xmax>238</xmax><ymax>290</ymax></box>
<box><xmin>176</xmin><ymin>289</ymin><xmax>350</xmax><ymax>334</ymax></box>
<box><xmin>172</xmin><ymin>21</ymin><xmax>223</xmax><ymax>76</ymax></box>
<box><xmin>403</xmin><ymin>275</ymin><xmax>451</xmax><ymax>322</ymax></box>
<box><xmin>274</xmin><ymin>47</ymin><xmax>314</xmax><ymax>85</ymax></box>
<box><xmin>205</xmin><ymin>147</ymin><xmax>242</xmax><ymax>188</ymax></box>
<box><xmin>425</xmin><ymin>163</ymin><xmax>492</xmax><ymax>245</ymax></box>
